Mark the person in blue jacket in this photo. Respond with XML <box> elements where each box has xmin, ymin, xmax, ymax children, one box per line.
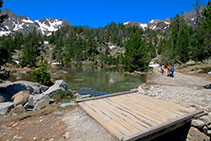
<box><xmin>171</xmin><ymin>65</ymin><xmax>174</xmax><ymax>77</ymax></box>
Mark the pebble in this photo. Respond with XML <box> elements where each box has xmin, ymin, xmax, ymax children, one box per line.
<box><xmin>49</xmin><ymin>138</ymin><xmax>54</xmax><ymax>141</ymax></box>
<box><xmin>63</xmin><ymin>131</ymin><xmax>71</xmax><ymax>138</ymax></box>
<box><xmin>12</xmin><ymin>122</ymin><xmax>18</xmax><ymax>127</ymax></box>
<box><xmin>199</xmin><ymin>115</ymin><xmax>211</xmax><ymax>124</ymax></box>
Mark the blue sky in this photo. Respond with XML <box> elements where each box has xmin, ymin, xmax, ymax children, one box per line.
<box><xmin>2</xmin><ymin>0</ymin><xmax>208</xmax><ymax>28</ymax></box>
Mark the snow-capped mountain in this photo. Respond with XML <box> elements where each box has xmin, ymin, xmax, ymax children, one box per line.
<box><xmin>123</xmin><ymin>9</ymin><xmax>201</xmax><ymax>32</ymax></box>
<box><xmin>123</xmin><ymin>18</ymin><xmax>171</xmax><ymax>32</ymax></box>
<box><xmin>0</xmin><ymin>9</ymin><xmax>69</xmax><ymax>36</ymax></box>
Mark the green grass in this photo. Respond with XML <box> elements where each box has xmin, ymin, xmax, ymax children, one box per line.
<box><xmin>201</xmin><ymin>67</ymin><xmax>211</xmax><ymax>73</ymax></box>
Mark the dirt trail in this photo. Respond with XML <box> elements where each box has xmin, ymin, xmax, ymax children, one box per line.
<box><xmin>139</xmin><ymin>65</ymin><xmax>211</xmax><ymax>111</ymax></box>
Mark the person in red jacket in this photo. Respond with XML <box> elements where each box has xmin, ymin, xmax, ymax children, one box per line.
<box><xmin>167</xmin><ymin>65</ymin><xmax>171</xmax><ymax>76</ymax></box>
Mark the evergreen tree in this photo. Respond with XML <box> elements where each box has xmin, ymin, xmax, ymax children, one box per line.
<box><xmin>201</xmin><ymin>0</ymin><xmax>211</xmax><ymax>59</ymax></box>
<box><xmin>124</xmin><ymin>33</ymin><xmax>151</xmax><ymax>72</ymax></box>
<box><xmin>176</xmin><ymin>24</ymin><xmax>191</xmax><ymax>62</ymax></box>
<box><xmin>0</xmin><ymin>0</ymin><xmax>9</xmax><ymax>67</ymax></box>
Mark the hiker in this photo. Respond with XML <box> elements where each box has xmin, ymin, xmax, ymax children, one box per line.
<box><xmin>161</xmin><ymin>64</ymin><xmax>165</xmax><ymax>75</ymax></box>
<box><xmin>171</xmin><ymin>65</ymin><xmax>175</xmax><ymax>77</ymax></box>
<box><xmin>167</xmin><ymin>65</ymin><xmax>171</xmax><ymax>76</ymax></box>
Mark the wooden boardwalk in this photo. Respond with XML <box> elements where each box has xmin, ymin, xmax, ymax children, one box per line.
<box><xmin>78</xmin><ymin>91</ymin><xmax>203</xmax><ymax>141</ymax></box>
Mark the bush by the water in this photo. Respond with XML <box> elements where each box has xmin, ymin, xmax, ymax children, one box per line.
<box><xmin>33</xmin><ymin>57</ymin><xmax>52</xmax><ymax>86</ymax></box>
<box><xmin>52</xmin><ymin>90</ymin><xmax>74</xmax><ymax>103</ymax></box>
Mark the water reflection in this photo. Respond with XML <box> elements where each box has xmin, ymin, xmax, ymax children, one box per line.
<box><xmin>9</xmin><ymin>67</ymin><xmax>145</xmax><ymax>95</ymax></box>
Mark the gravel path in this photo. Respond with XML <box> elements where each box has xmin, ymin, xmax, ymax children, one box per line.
<box><xmin>138</xmin><ymin>66</ymin><xmax>211</xmax><ymax>111</ymax></box>
<box><xmin>62</xmin><ymin>107</ymin><xmax>117</xmax><ymax>141</ymax></box>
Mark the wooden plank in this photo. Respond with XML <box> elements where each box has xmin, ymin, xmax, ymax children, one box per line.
<box><xmin>127</xmin><ymin>96</ymin><xmax>182</xmax><ymax>120</ymax></box>
<box><xmin>79</xmin><ymin>102</ymin><xmax>124</xmax><ymax>140</ymax></box>
<box><xmin>107</xmin><ymin>97</ymin><xmax>161</xmax><ymax>125</ymax></box>
<box><xmin>122</xmin><ymin>98</ymin><xmax>177</xmax><ymax>122</ymax></box>
<box><xmin>131</xmin><ymin>94</ymin><xmax>194</xmax><ymax>115</ymax></box>
<box><xmin>109</xmin><ymin>95</ymin><xmax>167</xmax><ymax>124</ymax></box>
<box><xmin>89</xmin><ymin>100</ymin><xmax>137</xmax><ymax>136</ymax></box>
<box><xmin>76</xmin><ymin>90</ymin><xmax>138</xmax><ymax>102</ymax></box>
<box><xmin>103</xmin><ymin>99</ymin><xmax>153</xmax><ymax>129</ymax></box>
<box><xmin>121</xmin><ymin>110</ymin><xmax>204</xmax><ymax>141</ymax></box>
<box><xmin>84</xmin><ymin>101</ymin><xmax>134</xmax><ymax>136</ymax></box>
<box><xmin>99</xmin><ymin>99</ymin><xmax>146</xmax><ymax>131</ymax></box>
<box><xmin>134</xmin><ymin>94</ymin><xmax>194</xmax><ymax>112</ymax></box>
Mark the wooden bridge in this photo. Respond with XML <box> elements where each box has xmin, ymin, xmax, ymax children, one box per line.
<box><xmin>77</xmin><ymin>90</ymin><xmax>203</xmax><ymax>141</ymax></box>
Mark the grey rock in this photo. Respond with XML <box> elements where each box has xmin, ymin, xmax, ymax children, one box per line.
<box><xmin>197</xmin><ymin>69</ymin><xmax>203</xmax><ymax>73</ymax></box>
<box><xmin>187</xmin><ymin>127</ymin><xmax>210</xmax><ymax>141</ymax></box>
<box><xmin>54</xmin><ymin>70</ymin><xmax>68</xmax><ymax>74</ymax></box>
<box><xmin>208</xmin><ymin>113</ymin><xmax>211</xmax><ymax>120</ymax></box>
<box><xmin>77</xmin><ymin>94</ymin><xmax>91</xmax><ymax>99</ymax></box>
<box><xmin>28</xmin><ymin>94</ymin><xmax>50</xmax><ymax>110</ymax></box>
<box><xmin>0</xmin><ymin>81</ymin><xmax>48</xmax><ymax>101</ymax></box>
<box><xmin>49</xmin><ymin>98</ymin><xmax>55</xmax><ymax>104</ymax></box>
<box><xmin>0</xmin><ymin>95</ymin><xmax>5</xmax><ymax>102</ymax></box>
<box><xmin>200</xmin><ymin>115</ymin><xmax>211</xmax><ymax>124</ymax></box>
<box><xmin>186</xmin><ymin>60</ymin><xmax>196</xmax><ymax>66</ymax></box>
<box><xmin>203</xmin><ymin>126</ymin><xmax>208</xmax><ymax>133</ymax></box>
<box><xmin>207</xmin><ymin>130</ymin><xmax>211</xmax><ymax>135</ymax></box>
<box><xmin>203</xmin><ymin>126</ymin><xmax>211</xmax><ymax>135</ymax></box>
<box><xmin>208</xmin><ymin>124</ymin><xmax>211</xmax><ymax>129</ymax></box>
<box><xmin>60</xmin><ymin>102</ymin><xmax>77</xmax><ymax>108</ymax></box>
<box><xmin>44</xmin><ymin>80</ymin><xmax>67</xmax><ymax>96</ymax></box>
<box><xmin>14</xmin><ymin>81</ymin><xmax>49</xmax><ymax>94</ymax></box>
<box><xmin>191</xmin><ymin>119</ymin><xmax>205</xmax><ymax>128</ymax></box>
<box><xmin>0</xmin><ymin>102</ymin><xmax>13</xmax><ymax>115</ymax></box>
<box><xmin>138</xmin><ymin>90</ymin><xmax>149</xmax><ymax>95</ymax></box>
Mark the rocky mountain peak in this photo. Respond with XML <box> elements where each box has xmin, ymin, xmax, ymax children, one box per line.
<box><xmin>0</xmin><ymin>9</ymin><xmax>70</xmax><ymax>36</ymax></box>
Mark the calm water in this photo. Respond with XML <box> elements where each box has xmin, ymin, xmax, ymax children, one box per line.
<box><xmin>9</xmin><ymin>67</ymin><xmax>145</xmax><ymax>95</ymax></box>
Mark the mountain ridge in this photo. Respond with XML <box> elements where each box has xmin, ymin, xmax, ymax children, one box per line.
<box><xmin>0</xmin><ymin>8</ymin><xmax>70</xmax><ymax>36</ymax></box>
<box><xmin>0</xmin><ymin>8</ymin><xmax>200</xmax><ymax>36</ymax></box>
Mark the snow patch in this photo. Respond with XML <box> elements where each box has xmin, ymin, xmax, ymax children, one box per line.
<box><xmin>150</xmin><ymin>26</ymin><xmax>156</xmax><ymax>30</ymax></box>
<box><xmin>123</xmin><ymin>22</ymin><xmax>129</xmax><ymax>25</ymax></box>
<box><xmin>139</xmin><ymin>23</ymin><xmax>148</xmax><ymax>30</ymax></box>
<box><xmin>13</xmin><ymin>23</ymin><xmax>24</xmax><ymax>31</ymax></box>
<box><xmin>109</xmin><ymin>45</ymin><xmax>115</xmax><ymax>49</ymax></box>
<box><xmin>150</xmin><ymin>20</ymin><xmax>154</xmax><ymax>23</ymax></box>
<box><xmin>46</xmin><ymin>32</ymin><xmax>52</xmax><ymax>36</ymax></box>
<box><xmin>0</xmin><ymin>30</ymin><xmax>11</xmax><ymax>36</ymax></box>
<box><xmin>22</xmin><ymin>18</ymin><xmax>34</xmax><ymax>23</ymax></box>
<box><xmin>35</xmin><ymin>19</ymin><xmax>63</xmax><ymax>34</ymax></box>
<box><xmin>164</xmin><ymin>21</ymin><xmax>170</xmax><ymax>25</ymax></box>
<box><xmin>5</xmin><ymin>25</ymin><xmax>9</xmax><ymax>30</ymax></box>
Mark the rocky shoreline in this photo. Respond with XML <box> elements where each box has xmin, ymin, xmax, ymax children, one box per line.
<box><xmin>0</xmin><ymin>80</ymin><xmax>68</xmax><ymax>115</ymax></box>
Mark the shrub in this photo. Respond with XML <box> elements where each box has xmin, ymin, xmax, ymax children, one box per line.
<box><xmin>33</xmin><ymin>57</ymin><xmax>52</xmax><ymax>86</ymax></box>
<box><xmin>52</xmin><ymin>90</ymin><xmax>74</xmax><ymax>103</ymax></box>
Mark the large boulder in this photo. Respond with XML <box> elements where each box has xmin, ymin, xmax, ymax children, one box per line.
<box><xmin>0</xmin><ymin>81</ymin><xmax>48</xmax><ymax>101</ymax></box>
<box><xmin>27</xmin><ymin>94</ymin><xmax>50</xmax><ymax>110</ymax></box>
<box><xmin>11</xmin><ymin>91</ymin><xmax>30</xmax><ymax>106</ymax></box>
<box><xmin>0</xmin><ymin>102</ymin><xmax>13</xmax><ymax>115</ymax></box>
<box><xmin>14</xmin><ymin>81</ymin><xmax>49</xmax><ymax>94</ymax></box>
<box><xmin>44</xmin><ymin>80</ymin><xmax>67</xmax><ymax>96</ymax></box>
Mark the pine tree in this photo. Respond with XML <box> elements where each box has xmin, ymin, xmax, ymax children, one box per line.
<box><xmin>124</xmin><ymin>33</ymin><xmax>151</xmax><ymax>72</ymax></box>
<box><xmin>176</xmin><ymin>24</ymin><xmax>191</xmax><ymax>62</ymax></box>
<box><xmin>201</xmin><ymin>0</ymin><xmax>211</xmax><ymax>59</ymax></box>
<box><xmin>0</xmin><ymin>0</ymin><xmax>9</xmax><ymax>67</ymax></box>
